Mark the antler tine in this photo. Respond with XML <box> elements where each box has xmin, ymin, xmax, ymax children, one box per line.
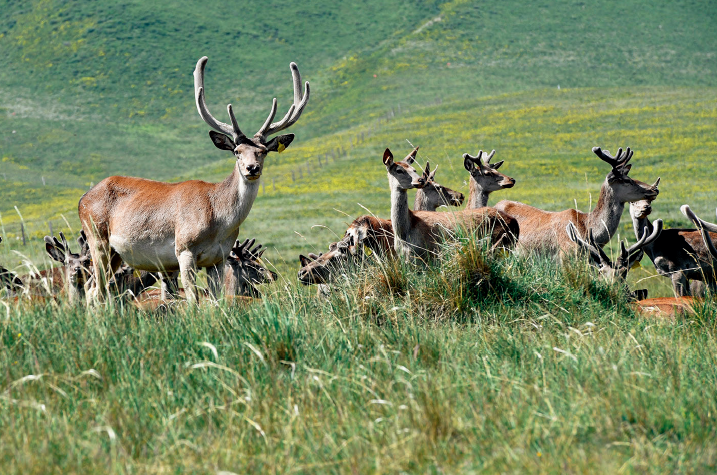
<box><xmin>483</xmin><ymin>150</ymin><xmax>496</xmax><ymax>164</ymax></box>
<box><xmin>587</xmin><ymin>228</ymin><xmax>612</xmax><ymax>265</ymax></box>
<box><xmin>681</xmin><ymin>205</ymin><xmax>717</xmax><ymax>233</ymax></box>
<box><xmin>256</xmin><ymin>98</ymin><xmax>278</xmax><ymax>138</ymax></box>
<box><xmin>257</xmin><ymin>62</ymin><xmax>310</xmax><ymax>139</ymax></box>
<box><xmin>193</xmin><ymin>56</ymin><xmax>246</xmax><ymax>141</ymax></box>
<box><xmin>567</xmin><ymin>223</ymin><xmax>604</xmax><ymax>264</ymax></box>
<box><xmin>592</xmin><ymin>146</ymin><xmax>620</xmax><ymax>169</ymax></box>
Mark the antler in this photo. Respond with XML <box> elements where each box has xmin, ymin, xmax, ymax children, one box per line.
<box><xmin>625</xmin><ymin>220</ymin><xmax>662</xmax><ymax>257</ymax></box>
<box><xmin>193</xmin><ymin>57</ymin><xmax>247</xmax><ymax>142</ymax></box>
<box><xmin>230</xmin><ymin>238</ymin><xmax>266</xmax><ymax>260</ymax></box>
<box><xmin>566</xmin><ymin>223</ymin><xmax>611</xmax><ymax>266</ymax></box>
<box><xmin>255</xmin><ymin>62</ymin><xmax>310</xmax><ymax>140</ymax></box>
<box><xmin>592</xmin><ymin>146</ymin><xmax>633</xmax><ymax>169</ymax></box>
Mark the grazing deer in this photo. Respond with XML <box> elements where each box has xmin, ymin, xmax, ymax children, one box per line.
<box><xmin>463</xmin><ymin>149</ymin><xmax>516</xmax><ymax>209</ymax></box>
<box><xmin>44</xmin><ymin>232</ymin><xmax>92</xmax><ymax>304</ymax></box>
<box><xmin>383</xmin><ymin>147</ymin><xmax>518</xmax><ymax>261</ymax></box>
<box><xmin>79</xmin><ymin>56</ymin><xmax>309</xmax><ymax>303</ymax></box>
<box><xmin>628</xmin><ymin>201</ymin><xmax>717</xmax><ymax>296</ymax></box>
<box><xmin>414</xmin><ymin>162</ymin><xmax>465</xmax><ymax>211</ymax></box>
<box><xmin>566</xmin><ymin>220</ymin><xmax>662</xmax><ymax>300</ymax></box>
<box><xmin>0</xmin><ymin>237</ymin><xmax>23</xmax><ymax>294</ymax></box>
<box><xmin>495</xmin><ymin>147</ymin><xmax>659</xmax><ymax>256</ymax></box>
<box><xmin>224</xmin><ymin>238</ymin><xmax>276</xmax><ymax>297</ymax></box>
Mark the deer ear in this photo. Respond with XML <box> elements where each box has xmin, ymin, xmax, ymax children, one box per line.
<box><xmin>209</xmin><ymin>131</ymin><xmax>235</xmax><ymax>151</ymax></box>
<box><xmin>265</xmin><ymin>134</ymin><xmax>295</xmax><ymax>153</ymax></box>
<box><xmin>423</xmin><ymin>161</ymin><xmax>431</xmax><ymax>179</ymax></box>
<box><xmin>490</xmin><ymin>160</ymin><xmax>505</xmax><ymax>170</ymax></box>
<box><xmin>45</xmin><ymin>242</ymin><xmax>65</xmax><ymax>263</ymax></box>
<box><xmin>299</xmin><ymin>255</ymin><xmax>310</xmax><ymax>267</ymax></box>
<box><xmin>383</xmin><ymin>148</ymin><xmax>394</xmax><ymax>167</ymax></box>
<box><xmin>405</xmin><ymin>147</ymin><xmax>419</xmax><ymax>164</ymax></box>
<box><xmin>463</xmin><ymin>155</ymin><xmax>474</xmax><ymax>172</ymax></box>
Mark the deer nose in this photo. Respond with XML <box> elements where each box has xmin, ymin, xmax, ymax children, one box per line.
<box><xmin>414</xmin><ymin>178</ymin><xmax>426</xmax><ymax>188</ymax></box>
<box><xmin>246</xmin><ymin>164</ymin><xmax>261</xmax><ymax>175</ymax></box>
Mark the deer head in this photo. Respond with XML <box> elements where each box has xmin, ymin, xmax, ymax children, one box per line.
<box><xmin>44</xmin><ymin>231</ymin><xmax>92</xmax><ymax>297</ymax></box>
<box><xmin>463</xmin><ymin>149</ymin><xmax>515</xmax><ymax>193</ymax></box>
<box><xmin>567</xmin><ymin>220</ymin><xmax>662</xmax><ymax>283</ymax></box>
<box><xmin>629</xmin><ymin>194</ymin><xmax>658</xmax><ymax>220</ymax></box>
<box><xmin>225</xmin><ymin>238</ymin><xmax>276</xmax><ymax>296</ymax></box>
<box><xmin>383</xmin><ymin>147</ymin><xmax>425</xmax><ymax>191</ymax></box>
<box><xmin>592</xmin><ymin>147</ymin><xmax>659</xmax><ymax>202</ymax></box>
<box><xmin>298</xmin><ymin>236</ymin><xmax>354</xmax><ymax>285</ymax></box>
<box><xmin>415</xmin><ymin>162</ymin><xmax>464</xmax><ymax>210</ymax></box>
<box><xmin>0</xmin><ymin>237</ymin><xmax>23</xmax><ymax>292</ymax></box>
<box><xmin>194</xmin><ymin>57</ymin><xmax>309</xmax><ymax>181</ymax></box>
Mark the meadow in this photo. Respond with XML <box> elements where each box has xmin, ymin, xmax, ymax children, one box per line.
<box><xmin>1</xmin><ymin>0</ymin><xmax>717</xmax><ymax>472</ymax></box>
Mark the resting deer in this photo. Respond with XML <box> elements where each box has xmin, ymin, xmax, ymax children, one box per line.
<box><xmin>44</xmin><ymin>232</ymin><xmax>92</xmax><ymax>304</ymax></box>
<box><xmin>495</xmin><ymin>146</ymin><xmax>659</xmax><ymax>257</ymax></box>
<box><xmin>224</xmin><ymin>238</ymin><xmax>276</xmax><ymax>297</ymax></box>
<box><xmin>628</xmin><ymin>201</ymin><xmax>717</xmax><ymax>296</ymax></box>
<box><xmin>463</xmin><ymin>149</ymin><xmax>515</xmax><ymax>209</ymax></box>
<box><xmin>79</xmin><ymin>56</ymin><xmax>309</xmax><ymax>304</ymax></box>
<box><xmin>414</xmin><ymin>162</ymin><xmax>464</xmax><ymax>211</ymax></box>
<box><xmin>0</xmin><ymin>237</ymin><xmax>23</xmax><ymax>294</ymax></box>
<box><xmin>383</xmin><ymin>147</ymin><xmax>518</xmax><ymax>261</ymax></box>
<box><xmin>566</xmin><ymin>220</ymin><xmax>662</xmax><ymax>300</ymax></box>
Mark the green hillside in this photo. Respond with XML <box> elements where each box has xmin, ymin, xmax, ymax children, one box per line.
<box><xmin>1</xmin><ymin>0</ymin><xmax>716</xmax><ymax>288</ymax></box>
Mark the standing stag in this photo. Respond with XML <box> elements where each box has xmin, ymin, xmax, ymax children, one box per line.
<box><xmin>463</xmin><ymin>149</ymin><xmax>515</xmax><ymax>209</ymax></box>
<box><xmin>495</xmin><ymin>147</ymin><xmax>659</xmax><ymax>257</ymax></box>
<box><xmin>383</xmin><ymin>147</ymin><xmax>518</xmax><ymax>261</ymax></box>
<box><xmin>79</xmin><ymin>57</ymin><xmax>309</xmax><ymax>303</ymax></box>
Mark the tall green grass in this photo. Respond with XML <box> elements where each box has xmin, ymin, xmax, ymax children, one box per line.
<box><xmin>2</xmin><ymin>233</ymin><xmax>717</xmax><ymax>472</ymax></box>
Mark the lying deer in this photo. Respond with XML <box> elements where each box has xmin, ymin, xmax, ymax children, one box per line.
<box><xmin>80</xmin><ymin>56</ymin><xmax>309</xmax><ymax>304</ymax></box>
<box><xmin>628</xmin><ymin>200</ymin><xmax>717</xmax><ymax>296</ymax></box>
<box><xmin>566</xmin><ymin>220</ymin><xmax>662</xmax><ymax>300</ymax></box>
<box><xmin>43</xmin><ymin>232</ymin><xmax>93</xmax><ymax>304</ymax></box>
<box><xmin>384</xmin><ymin>147</ymin><xmax>518</xmax><ymax>261</ymax></box>
<box><xmin>224</xmin><ymin>238</ymin><xmax>276</xmax><ymax>297</ymax></box>
<box><xmin>0</xmin><ymin>237</ymin><xmax>23</xmax><ymax>294</ymax></box>
<box><xmin>463</xmin><ymin>149</ymin><xmax>515</xmax><ymax>209</ymax></box>
<box><xmin>495</xmin><ymin>146</ymin><xmax>659</xmax><ymax>256</ymax></box>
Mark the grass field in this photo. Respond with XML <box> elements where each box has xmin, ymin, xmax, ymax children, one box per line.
<box><xmin>2</xmin><ymin>0</ymin><xmax>717</xmax><ymax>472</ymax></box>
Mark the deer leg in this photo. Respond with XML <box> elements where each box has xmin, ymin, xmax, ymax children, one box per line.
<box><xmin>206</xmin><ymin>264</ymin><xmax>224</xmax><ymax>300</ymax></box>
<box><xmin>690</xmin><ymin>280</ymin><xmax>706</xmax><ymax>298</ymax></box>
<box><xmin>671</xmin><ymin>272</ymin><xmax>690</xmax><ymax>297</ymax></box>
<box><xmin>87</xmin><ymin>240</ymin><xmax>112</xmax><ymax>304</ymax></box>
<box><xmin>178</xmin><ymin>251</ymin><xmax>198</xmax><ymax>304</ymax></box>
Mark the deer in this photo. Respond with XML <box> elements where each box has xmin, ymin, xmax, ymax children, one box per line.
<box><xmin>298</xmin><ymin>162</ymin><xmax>464</xmax><ymax>288</ymax></box>
<box><xmin>79</xmin><ymin>56</ymin><xmax>309</xmax><ymax>304</ymax></box>
<box><xmin>494</xmin><ymin>146</ymin><xmax>660</xmax><ymax>257</ymax></box>
<box><xmin>627</xmin><ymin>200</ymin><xmax>717</xmax><ymax>296</ymax></box>
<box><xmin>566</xmin><ymin>220</ymin><xmax>662</xmax><ymax>301</ymax></box>
<box><xmin>43</xmin><ymin>232</ymin><xmax>93</xmax><ymax>304</ymax></box>
<box><xmin>413</xmin><ymin>162</ymin><xmax>464</xmax><ymax>211</ymax></box>
<box><xmin>0</xmin><ymin>237</ymin><xmax>23</xmax><ymax>294</ymax></box>
<box><xmin>383</xmin><ymin>147</ymin><xmax>519</xmax><ymax>261</ymax></box>
<box><xmin>463</xmin><ymin>149</ymin><xmax>516</xmax><ymax>209</ymax></box>
<box><xmin>224</xmin><ymin>238</ymin><xmax>276</xmax><ymax>297</ymax></box>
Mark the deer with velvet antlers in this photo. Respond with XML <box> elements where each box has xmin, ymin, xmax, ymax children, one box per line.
<box><xmin>79</xmin><ymin>56</ymin><xmax>309</xmax><ymax>303</ymax></box>
<box><xmin>495</xmin><ymin>146</ymin><xmax>659</xmax><ymax>257</ymax></box>
<box><xmin>463</xmin><ymin>149</ymin><xmax>515</xmax><ymax>209</ymax></box>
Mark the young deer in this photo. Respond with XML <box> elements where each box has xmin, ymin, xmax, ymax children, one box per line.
<box><xmin>495</xmin><ymin>146</ymin><xmax>659</xmax><ymax>257</ymax></box>
<box><xmin>44</xmin><ymin>232</ymin><xmax>92</xmax><ymax>304</ymax></box>
<box><xmin>224</xmin><ymin>238</ymin><xmax>276</xmax><ymax>297</ymax></box>
<box><xmin>566</xmin><ymin>220</ymin><xmax>662</xmax><ymax>300</ymax></box>
<box><xmin>463</xmin><ymin>149</ymin><xmax>516</xmax><ymax>209</ymax></box>
<box><xmin>413</xmin><ymin>162</ymin><xmax>464</xmax><ymax>211</ymax></box>
<box><xmin>79</xmin><ymin>56</ymin><xmax>309</xmax><ymax>304</ymax></box>
<box><xmin>628</xmin><ymin>201</ymin><xmax>717</xmax><ymax>296</ymax></box>
<box><xmin>384</xmin><ymin>147</ymin><xmax>518</xmax><ymax>261</ymax></box>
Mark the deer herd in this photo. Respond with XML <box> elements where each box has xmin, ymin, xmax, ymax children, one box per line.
<box><xmin>1</xmin><ymin>55</ymin><xmax>715</xmax><ymax>317</ymax></box>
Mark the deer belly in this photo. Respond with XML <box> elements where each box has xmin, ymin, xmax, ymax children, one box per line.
<box><xmin>109</xmin><ymin>235</ymin><xmax>179</xmax><ymax>271</ymax></box>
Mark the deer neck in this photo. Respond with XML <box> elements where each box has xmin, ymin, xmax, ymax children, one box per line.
<box><xmin>414</xmin><ymin>189</ymin><xmax>436</xmax><ymax>212</ymax></box>
<box><xmin>390</xmin><ymin>186</ymin><xmax>412</xmax><ymax>241</ymax></box>
<box><xmin>213</xmin><ymin>163</ymin><xmax>261</xmax><ymax>232</ymax></box>
<box><xmin>631</xmin><ymin>213</ymin><xmax>653</xmax><ymax>241</ymax></box>
<box><xmin>586</xmin><ymin>181</ymin><xmax>625</xmax><ymax>246</ymax></box>
<box><xmin>467</xmin><ymin>177</ymin><xmax>490</xmax><ymax>209</ymax></box>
